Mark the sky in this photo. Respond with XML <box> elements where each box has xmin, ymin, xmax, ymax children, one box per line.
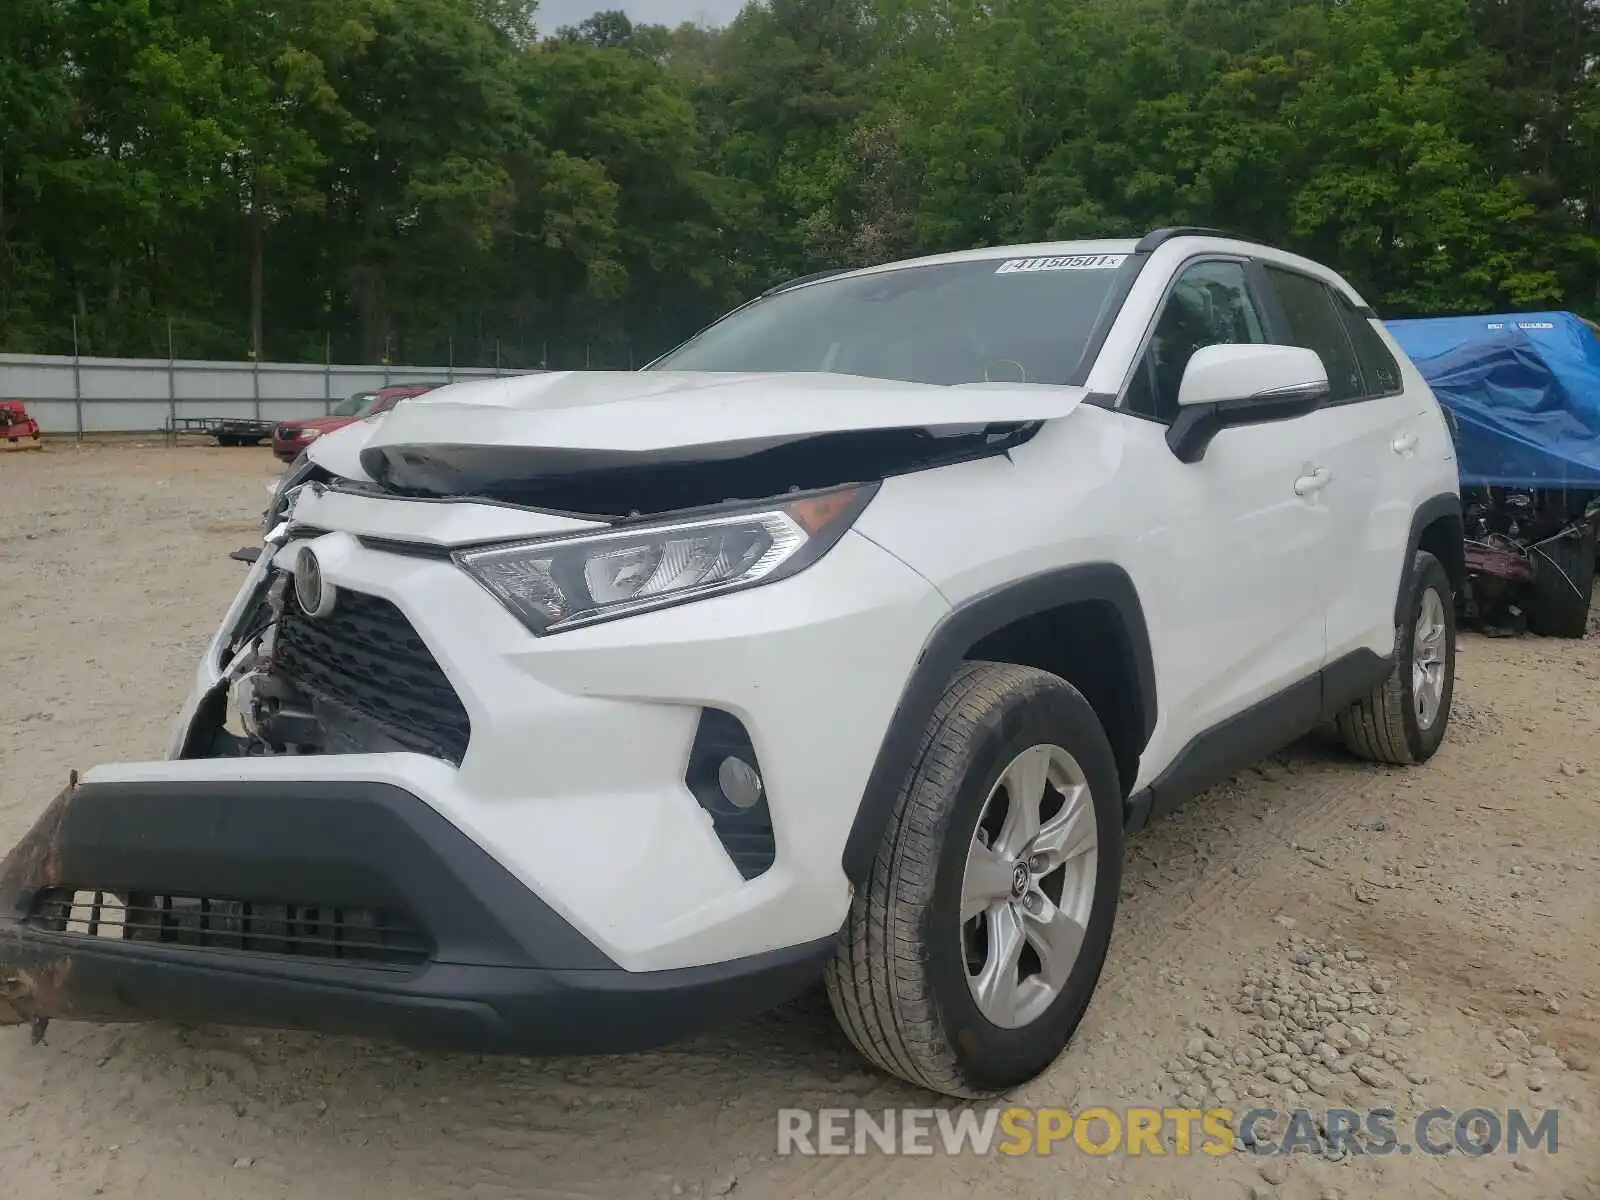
<box><xmin>536</xmin><ymin>0</ymin><xmax>739</xmax><ymax>33</ymax></box>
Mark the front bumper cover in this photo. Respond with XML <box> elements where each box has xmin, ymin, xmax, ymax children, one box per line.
<box><xmin>0</xmin><ymin>776</ymin><xmax>831</xmax><ymax>1051</ymax></box>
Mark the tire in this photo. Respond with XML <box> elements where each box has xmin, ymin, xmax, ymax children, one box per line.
<box><xmin>216</xmin><ymin>434</ymin><xmax>241</xmax><ymax>447</ymax></box>
<box><xmin>825</xmin><ymin>661</ymin><xmax>1124</xmax><ymax>1098</ymax></box>
<box><xmin>1337</xmin><ymin>550</ymin><xmax>1455</xmax><ymax>766</ymax></box>
<box><xmin>1525</xmin><ymin>524</ymin><xmax>1596</xmax><ymax>639</ymax></box>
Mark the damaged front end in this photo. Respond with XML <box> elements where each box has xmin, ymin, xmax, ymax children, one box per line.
<box><xmin>0</xmin><ymin>773</ymin><xmax>76</xmax><ymax>1034</ymax></box>
<box><xmin>358</xmin><ymin>421</ymin><xmax>1037</xmax><ymax>519</ymax></box>
<box><xmin>183</xmin><ymin>377</ymin><xmax>1073</xmax><ymax>762</ymax></box>
<box><xmin>0</xmin><ymin>369</ymin><xmax>1087</xmax><ymax>1045</ymax></box>
<box><xmin>175</xmin><ymin>551</ymin><xmax>467</xmax><ymax>766</ymax></box>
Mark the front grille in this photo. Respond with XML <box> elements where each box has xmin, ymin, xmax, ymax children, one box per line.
<box><xmin>274</xmin><ymin>585</ymin><xmax>472</xmax><ymax>763</ymax></box>
<box><xmin>28</xmin><ymin>887</ymin><xmax>431</xmax><ymax>967</ymax></box>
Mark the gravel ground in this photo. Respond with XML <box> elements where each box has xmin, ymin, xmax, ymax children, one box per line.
<box><xmin>1</xmin><ymin>443</ymin><xmax>1598</xmax><ymax>1199</ymax></box>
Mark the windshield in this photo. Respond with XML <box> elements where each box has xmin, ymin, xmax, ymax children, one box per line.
<box><xmin>333</xmin><ymin>390</ymin><xmax>380</xmax><ymax>417</ymax></box>
<box><xmin>649</xmin><ymin>253</ymin><xmax>1134</xmax><ymax>386</ymax></box>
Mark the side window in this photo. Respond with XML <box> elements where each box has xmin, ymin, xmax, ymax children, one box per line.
<box><xmin>1124</xmin><ymin>260</ymin><xmax>1267</xmax><ymax>423</ymax></box>
<box><xmin>1339</xmin><ymin>304</ymin><xmax>1403</xmax><ymax>396</ymax></box>
<box><xmin>1263</xmin><ymin>266</ymin><xmax>1364</xmax><ymax>403</ymax></box>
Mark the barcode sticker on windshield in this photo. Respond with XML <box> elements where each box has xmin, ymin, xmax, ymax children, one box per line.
<box><xmin>995</xmin><ymin>254</ymin><xmax>1128</xmax><ymax>274</ymax></box>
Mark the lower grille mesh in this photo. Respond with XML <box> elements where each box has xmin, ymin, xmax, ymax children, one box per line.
<box><xmin>28</xmin><ymin>887</ymin><xmax>431</xmax><ymax>967</ymax></box>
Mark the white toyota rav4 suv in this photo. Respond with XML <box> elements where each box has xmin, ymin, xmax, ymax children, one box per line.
<box><xmin>0</xmin><ymin>229</ymin><xmax>1462</xmax><ymax>1098</ymax></box>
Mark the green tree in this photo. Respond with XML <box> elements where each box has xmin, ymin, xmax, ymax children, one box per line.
<box><xmin>0</xmin><ymin>0</ymin><xmax>73</xmax><ymax>349</ymax></box>
<box><xmin>2</xmin><ymin>0</ymin><xmax>1598</xmax><ymax>363</ymax></box>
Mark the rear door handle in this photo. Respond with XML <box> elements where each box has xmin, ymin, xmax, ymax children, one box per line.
<box><xmin>1294</xmin><ymin>467</ymin><xmax>1332</xmax><ymax>497</ymax></box>
<box><xmin>1392</xmin><ymin>431</ymin><xmax>1419</xmax><ymax>455</ymax></box>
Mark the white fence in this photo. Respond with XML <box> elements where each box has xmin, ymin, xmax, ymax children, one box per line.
<box><xmin>0</xmin><ymin>353</ymin><xmax>520</xmax><ymax>435</ymax></box>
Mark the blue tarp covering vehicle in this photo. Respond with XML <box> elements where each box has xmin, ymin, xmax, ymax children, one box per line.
<box><xmin>1384</xmin><ymin>311</ymin><xmax>1599</xmax><ymax>637</ymax></box>
<box><xmin>1385</xmin><ymin>311</ymin><xmax>1600</xmax><ymax>489</ymax></box>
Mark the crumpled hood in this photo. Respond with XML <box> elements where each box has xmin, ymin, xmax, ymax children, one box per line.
<box><xmin>287</xmin><ymin>414</ymin><xmax>359</xmax><ymax>433</ymax></box>
<box><xmin>360</xmin><ymin>370</ymin><xmax>1089</xmax><ymax>477</ymax></box>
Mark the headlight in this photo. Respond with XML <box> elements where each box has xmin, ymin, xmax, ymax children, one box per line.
<box><xmin>454</xmin><ymin>484</ymin><xmax>877</xmax><ymax>634</ymax></box>
<box><xmin>300</xmin><ymin>428</ymin><xmax>321</xmax><ymax>441</ymax></box>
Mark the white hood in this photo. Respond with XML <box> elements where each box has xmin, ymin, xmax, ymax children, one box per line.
<box><xmin>362</xmin><ymin>370</ymin><xmax>1088</xmax><ymax>469</ymax></box>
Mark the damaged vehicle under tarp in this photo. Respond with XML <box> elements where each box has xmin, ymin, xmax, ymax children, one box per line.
<box><xmin>1387</xmin><ymin>312</ymin><xmax>1600</xmax><ymax>637</ymax></box>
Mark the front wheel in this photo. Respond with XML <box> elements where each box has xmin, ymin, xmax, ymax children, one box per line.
<box><xmin>1337</xmin><ymin>550</ymin><xmax>1456</xmax><ymax>766</ymax></box>
<box><xmin>825</xmin><ymin>662</ymin><xmax>1124</xmax><ymax>1098</ymax></box>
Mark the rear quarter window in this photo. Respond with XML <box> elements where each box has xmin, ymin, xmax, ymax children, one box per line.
<box><xmin>1339</xmin><ymin>307</ymin><xmax>1404</xmax><ymax>396</ymax></box>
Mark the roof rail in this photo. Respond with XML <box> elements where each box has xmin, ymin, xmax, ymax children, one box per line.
<box><xmin>760</xmin><ymin>267</ymin><xmax>852</xmax><ymax>296</ymax></box>
<box><xmin>1134</xmin><ymin>226</ymin><xmax>1246</xmax><ymax>253</ymax></box>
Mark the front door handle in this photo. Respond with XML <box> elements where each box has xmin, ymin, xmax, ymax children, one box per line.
<box><xmin>1392</xmin><ymin>431</ymin><xmax>1419</xmax><ymax>455</ymax></box>
<box><xmin>1294</xmin><ymin>467</ymin><xmax>1332</xmax><ymax>497</ymax></box>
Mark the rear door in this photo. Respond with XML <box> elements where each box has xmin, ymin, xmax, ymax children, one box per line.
<box><xmin>1254</xmin><ymin>263</ymin><xmax>1417</xmax><ymax>666</ymax></box>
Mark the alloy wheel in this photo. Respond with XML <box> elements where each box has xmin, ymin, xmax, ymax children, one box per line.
<box><xmin>1413</xmin><ymin>587</ymin><xmax>1448</xmax><ymax>729</ymax></box>
<box><xmin>959</xmin><ymin>743</ymin><xmax>1098</xmax><ymax>1029</ymax></box>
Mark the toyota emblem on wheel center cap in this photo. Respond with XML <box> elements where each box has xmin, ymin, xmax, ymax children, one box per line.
<box><xmin>293</xmin><ymin>545</ymin><xmax>338</xmax><ymax>618</ymax></box>
<box><xmin>1011</xmin><ymin>861</ymin><xmax>1030</xmax><ymax>898</ymax></box>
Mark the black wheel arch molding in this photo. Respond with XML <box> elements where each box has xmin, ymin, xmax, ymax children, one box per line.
<box><xmin>1400</xmin><ymin>492</ymin><xmax>1465</xmax><ymax>624</ymax></box>
<box><xmin>841</xmin><ymin>562</ymin><xmax>1158</xmax><ymax>885</ymax></box>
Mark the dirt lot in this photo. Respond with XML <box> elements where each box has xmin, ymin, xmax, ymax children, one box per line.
<box><xmin>1</xmin><ymin>443</ymin><xmax>1597</xmax><ymax>1199</ymax></box>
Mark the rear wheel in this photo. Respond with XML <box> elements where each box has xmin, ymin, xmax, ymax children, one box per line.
<box><xmin>825</xmin><ymin>662</ymin><xmax>1124</xmax><ymax>1098</ymax></box>
<box><xmin>1337</xmin><ymin>551</ymin><xmax>1455</xmax><ymax>766</ymax></box>
<box><xmin>1526</xmin><ymin>524</ymin><xmax>1596</xmax><ymax>639</ymax></box>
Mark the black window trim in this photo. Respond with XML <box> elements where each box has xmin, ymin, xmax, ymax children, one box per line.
<box><xmin>1111</xmin><ymin>252</ymin><xmax>1268</xmax><ymax>425</ymax></box>
<box><xmin>1254</xmin><ymin>260</ymin><xmax>1405</xmax><ymax>407</ymax></box>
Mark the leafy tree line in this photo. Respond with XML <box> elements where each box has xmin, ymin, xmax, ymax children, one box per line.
<box><xmin>1</xmin><ymin>0</ymin><xmax>1595</xmax><ymax>367</ymax></box>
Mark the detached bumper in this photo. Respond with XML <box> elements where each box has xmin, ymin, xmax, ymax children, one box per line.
<box><xmin>0</xmin><ymin>777</ymin><xmax>830</xmax><ymax>1051</ymax></box>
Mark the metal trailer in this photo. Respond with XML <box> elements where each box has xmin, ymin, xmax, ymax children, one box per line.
<box><xmin>164</xmin><ymin>416</ymin><xmax>278</xmax><ymax>446</ymax></box>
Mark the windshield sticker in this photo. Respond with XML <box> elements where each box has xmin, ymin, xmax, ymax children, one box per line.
<box><xmin>995</xmin><ymin>254</ymin><xmax>1128</xmax><ymax>274</ymax></box>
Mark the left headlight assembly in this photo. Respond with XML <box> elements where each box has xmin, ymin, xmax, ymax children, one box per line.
<box><xmin>454</xmin><ymin>482</ymin><xmax>878</xmax><ymax>635</ymax></box>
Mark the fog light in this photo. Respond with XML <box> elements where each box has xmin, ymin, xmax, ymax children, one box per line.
<box><xmin>685</xmin><ymin>709</ymin><xmax>775</xmax><ymax>880</ymax></box>
<box><xmin>718</xmin><ymin>756</ymin><xmax>764</xmax><ymax>810</ymax></box>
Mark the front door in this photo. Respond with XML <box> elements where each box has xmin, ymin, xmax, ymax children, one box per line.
<box><xmin>1117</xmin><ymin>257</ymin><xmax>1335</xmax><ymax>772</ymax></box>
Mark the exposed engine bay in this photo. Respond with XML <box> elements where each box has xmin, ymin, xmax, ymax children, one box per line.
<box><xmin>1459</xmin><ymin>484</ymin><xmax>1600</xmax><ymax>634</ymax></box>
<box><xmin>1465</xmin><ymin>485</ymin><xmax>1591</xmax><ymax>544</ymax></box>
<box><xmin>179</xmin><ymin>569</ymin><xmax>327</xmax><ymax>760</ymax></box>
<box><xmin>180</xmin><ymin>564</ymin><xmax>457</xmax><ymax>763</ymax></box>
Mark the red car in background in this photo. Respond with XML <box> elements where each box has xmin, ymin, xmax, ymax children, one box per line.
<box><xmin>272</xmin><ymin>383</ymin><xmax>440</xmax><ymax>462</ymax></box>
<box><xmin>1</xmin><ymin>401</ymin><xmax>43</xmax><ymax>449</ymax></box>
